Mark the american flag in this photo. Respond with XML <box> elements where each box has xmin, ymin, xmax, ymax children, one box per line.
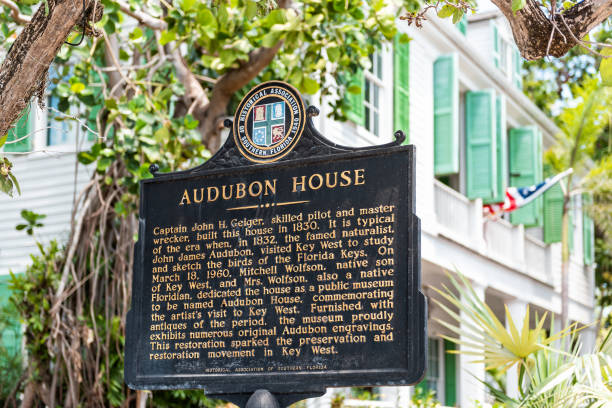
<box><xmin>484</xmin><ymin>168</ymin><xmax>573</xmax><ymax>218</ymax></box>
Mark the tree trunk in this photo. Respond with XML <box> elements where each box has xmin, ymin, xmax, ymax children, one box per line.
<box><xmin>491</xmin><ymin>0</ymin><xmax>612</xmax><ymax>60</ymax></box>
<box><xmin>0</xmin><ymin>0</ymin><xmax>101</xmax><ymax>137</ymax></box>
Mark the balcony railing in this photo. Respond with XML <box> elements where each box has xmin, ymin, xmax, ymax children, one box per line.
<box><xmin>433</xmin><ymin>180</ymin><xmax>554</xmax><ymax>286</ymax></box>
<box><xmin>432</xmin><ymin>179</ymin><xmax>595</xmax><ymax>310</ymax></box>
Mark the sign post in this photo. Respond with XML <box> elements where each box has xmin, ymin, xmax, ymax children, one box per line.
<box><xmin>125</xmin><ymin>81</ymin><xmax>426</xmax><ymax>407</ymax></box>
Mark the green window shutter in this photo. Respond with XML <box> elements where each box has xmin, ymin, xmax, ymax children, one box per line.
<box><xmin>509</xmin><ymin>126</ymin><xmax>542</xmax><ymax>227</ymax></box>
<box><xmin>4</xmin><ymin>108</ymin><xmax>33</xmax><ymax>153</ymax></box>
<box><xmin>513</xmin><ymin>47</ymin><xmax>522</xmax><ymax>89</ymax></box>
<box><xmin>457</xmin><ymin>15</ymin><xmax>468</xmax><ymax>35</ymax></box>
<box><xmin>490</xmin><ymin>95</ymin><xmax>507</xmax><ymax>203</ymax></box>
<box><xmin>0</xmin><ymin>275</ymin><xmax>21</xmax><ymax>360</ymax></box>
<box><xmin>345</xmin><ymin>70</ymin><xmax>365</xmax><ymax>126</ymax></box>
<box><xmin>434</xmin><ymin>54</ymin><xmax>459</xmax><ymax>175</ymax></box>
<box><xmin>394</xmin><ymin>36</ymin><xmax>410</xmax><ymax>143</ymax></box>
<box><xmin>444</xmin><ymin>339</ymin><xmax>457</xmax><ymax>406</ymax></box>
<box><xmin>569</xmin><ymin>199</ymin><xmax>574</xmax><ymax>252</ymax></box>
<box><xmin>582</xmin><ymin>193</ymin><xmax>594</xmax><ymax>265</ymax></box>
<box><xmin>543</xmin><ymin>166</ymin><xmax>564</xmax><ymax>243</ymax></box>
<box><xmin>465</xmin><ymin>89</ymin><xmax>497</xmax><ymax>200</ymax></box>
<box><xmin>491</xmin><ymin>23</ymin><xmax>500</xmax><ymax>68</ymax></box>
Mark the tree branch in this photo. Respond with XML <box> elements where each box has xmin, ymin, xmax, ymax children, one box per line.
<box><xmin>114</xmin><ymin>0</ymin><xmax>167</xmax><ymax>30</ymax></box>
<box><xmin>171</xmin><ymin>48</ymin><xmax>210</xmax><ymax>115</ymax></box>
<box><xmin>493</xmin><ymin>0</ymin><xmax>612</xmax><ymax>60</ymax></box>
<box><xmin>490</xmin><ymin>0</ymin><xmax>512</xmax><ymax>15</ymax></box>
<box><xmin>0</xmin><ymin>0</ymin><xmax>31</xmax><ymax>24</ymax></box>
<box><xmin>0</xmin><ymin>0</ymin><xmax>102</xmax><ymax>137</ymax></box>
<box><xmin>196</xmin><ymin>42</ymin><xmax>283</xmax><ymax>152</ymax></box>
<box><xmin>213</xmin><ymin>43</ymin><xmax>283</xmax><ymax>99</ymax></box>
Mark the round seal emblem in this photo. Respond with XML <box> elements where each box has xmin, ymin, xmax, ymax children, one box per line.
<box><xmin>233</xmin><ymin>81</ymin><xmax>306</xmax><ymax>163</ymax></box>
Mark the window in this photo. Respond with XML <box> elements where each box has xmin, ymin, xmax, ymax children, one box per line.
<box><xmin>47</xmin><ymin>94</ymin><xmax>76</xmax><ymax>146</ymax></box>
<box><xmin>47</xmin><ymin>65</ymin><xmax>80</xmax><ymax>147</ymax></box>
<box><xmin>492</xmin><ymin>22</ymin><xmax>522</xmax><ymax>89</ymax></box>
<box><xmin>425</xmin><ymin>338</ymin><xmax>441</xmax><ymax>393</ymax></box>
<box><xmin>344</xmin><ymin>47</ymin><xmax>394</xmax><ymax>143</ymax></box>
<box><xmin>364</xmin><ymin>53</ymin><xmax>383</xmax><ymax>137</ymax></box>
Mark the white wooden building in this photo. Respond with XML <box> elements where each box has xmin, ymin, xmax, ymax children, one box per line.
<box><xmin>0</xmin><ymin>3</ymin><xmax>596</xmax><ymax>407</ymax></box>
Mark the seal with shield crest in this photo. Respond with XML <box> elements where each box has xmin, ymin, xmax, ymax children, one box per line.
<box><xmin>233</xmin><ymin>81</ymin><xmax>306</xmax><ymax>163</ymax></box>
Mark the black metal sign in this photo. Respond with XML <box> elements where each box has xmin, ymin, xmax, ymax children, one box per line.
<box><xmin>125</xmin><ymin>81</ymin><xmax>426</xmax><ymax>407</ymax></box>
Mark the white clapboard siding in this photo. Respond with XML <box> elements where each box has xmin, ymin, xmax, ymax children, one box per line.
<box><xmin>0</xmin><ymin>153</ymin><xmax>92</xmax><ymax>276</ymax></box>
<box><xmin>407</xmin><ymin>28</ymin><xmax>437</xmax><ymax>234</ymax></box>
<box><xmin>465</xmin><ymin>20</ymin><xmax>493</xmax><ymax>66</ymax></box>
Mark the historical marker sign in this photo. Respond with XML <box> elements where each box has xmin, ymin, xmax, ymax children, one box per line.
<box><xmin>125</xmin><ymin>81</ymin><xmax>426</xmax><ymax>402</ymax></box>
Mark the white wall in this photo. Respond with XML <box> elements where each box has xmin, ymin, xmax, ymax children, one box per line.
<box><xmin>0</xmin><ymin>153</ymin><xmax>91</xmax><ymax>276</ymax></box>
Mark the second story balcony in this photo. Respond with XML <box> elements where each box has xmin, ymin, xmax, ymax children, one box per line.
<box><xmin>432</xmin><ymin>179</ymin><xmax>594</xmax><ymax>314</ymax></box>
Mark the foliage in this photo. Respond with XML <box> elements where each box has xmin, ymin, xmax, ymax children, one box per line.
<box><xmin>0</xmin><ymin>302</ymin><xmax>23</xmax><ymax>406</ymax></box>
<box><xmin>15</xmin><ymin>209</ymin><xmax>46</xmax><ymax>236</ymax></box>
<box><xmin>522</xmin><ymin>22</ymin><xmax>612</xmax><ymax>117</ymax></box>
<box><xmin>0</xmin><ymin>0</ymin><xmax>478</xmax><ymax>403</ymax></box>
<box><xmin>544</xmin><ymin>77</ymin><xmax>612</xmax><ymax>321</ymax></box>
<box><xmin>410</xmin><ymin>386</ymin><xmax>440</xmax><ymax>407</ymax></box>
<box><xmin>434</xmin><ymin>273</ymin><xmax>577</xmax><ymax>375</ymax></box>
<box><xmin>1</xmin><ymin>0</ymin><xmax>470</xmax><ymax>405</ymax></box>
<box><xmin>152</xmin><ymin>389</ymin><xmax>224</xmax><ymax>408</ymax></box>
<box><xmin>435</xmin><ymin>272</ymin><xmax>612</xmax><ymax>408</ymax></box>
<box><xmin>330</xmin><ymin>392</ymin><xmax>346</xmax><ymax>408</ymax></box>
<box><xmin>595</xmin><ymin>238</ymin><xmax>612</xmax><ymax>318</ymax></box>
<box><xmin>0</xmin><ymin>155</ymin><xmax>20</xmax><ymax>197</ymax></box>
<box><xmin>544</xmin><ymin>78</ymin><xmax>611</xmax><ymax>175</ymax></box>
<box><xmin>351</xmin><ymin>387</ymin><xmax>379</xmax><ymax>401</ymax></box>
<box><xmin>9</xmin><ymin>241</ymin><xmax>63</xmax><ymax>402</ymax></box>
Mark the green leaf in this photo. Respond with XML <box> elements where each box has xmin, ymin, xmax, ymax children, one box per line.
<box><xmin>105</xmin><ymin>98</ymin><xmax>118</xmax><ymax>110</ymax></box>
<box><xmin>184</xmin><ymin>115</ymin><xmax>199</xmax><ymax>130</ymax></box>
<box><xmin>512</xmin><ymin>0</ymin><xmax>526</xmax><ymax>13</ymax></box>
<box><xmin>8</xmin><ymin>172</ymin><xmax>20</xmax><ymax>195</ymax></box>
<box><xmin>437</xmin><ymin>5</ymin><xmax>455</xmax><ymax>18</ymax></box>
<box><xmin>56</xmin><ymin>83</ymin><xmax>70</xmax><ymax>98</ymax></box>
<box><xmin>301</xmin><ymin>77</ymin><xmax>320</xmax><ymax>94</ymax></box>
<box><xmin>452</xmin><ymin>9</ymin><xmax>463</xmax><ymax>24</ymax></box>
<box><xmin>129</xmin><ymin>27</ymin><xmax>143</xmax><ymax>40</ymax></box>
<box><xmin>154</xmin><ymin>127</ymin><xmax>170</xmax><ymax>142</ymax></box>
<box><xmin>600</xmin><ymin>47</ymin><xmax>612</xmax><ymax>87</ymax></box>
<box><xmin>119</xmin><ymin>48</ymin><xmax>130</xmax><ymax>61</ymax></box>
<box><xmin>261</xmin><ymin>32</ymin><xmax>281</xmax><ymax>48</ymax></box>
<box><xmin>97</xmin><ymin>157</ymin><xmax>112</xmax><ymax>173</ymax></box>
<box><xmin>398</xmin><ymin>33</ymin><xmax>411</xmax><ymax>44</ymax></box>
<box><xmin>245</xmin><ymin>1</ymin><xmax>258</xmax><ymax>19</ymax></box>
<box><xmin>138</xmin><ymin>136</ymin><xmax>157</xmax><ymax>145</ymax></box>
<box><xmin>347</xmin><ymin>84</ymin><xmax>362</xmax><ymax>94</ymax></box>
<box><xmin>0</xmin><ymin>176</ymin><xmax>13</xmax><ymax>196</ymax></box>
<box><xmin>77</xmin><ymin>151</ymin><xmax>96</xmax><ymax>165</ymax></box>
<box><xmin>159</xmin><ymin>30</ymin><xmax>176</xmax><ymax>45</ymax></box>
<box><xmin>180</xmin><ymin>0</ymin><xmax>197</xmax><ymax>12</ymax></box>
<box><xmin>0</xmin><ymin>133</ymin><xmax>7</xmax><ymax>148</ymax></box>
<box><xmin>327</xmin><ymin>46</ymin><xmax>340</xmax><ymax>61</ymax></box>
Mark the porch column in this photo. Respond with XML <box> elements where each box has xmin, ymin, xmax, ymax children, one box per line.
<box><xmin>459</xmin><ymin>282</ymin><xmax>486</xmax><ymax>407</ymax></box>
<box><xmin>505</xmin><ymin>298</ymin><xmax>528</xmax><ymax>400</ymax></box>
